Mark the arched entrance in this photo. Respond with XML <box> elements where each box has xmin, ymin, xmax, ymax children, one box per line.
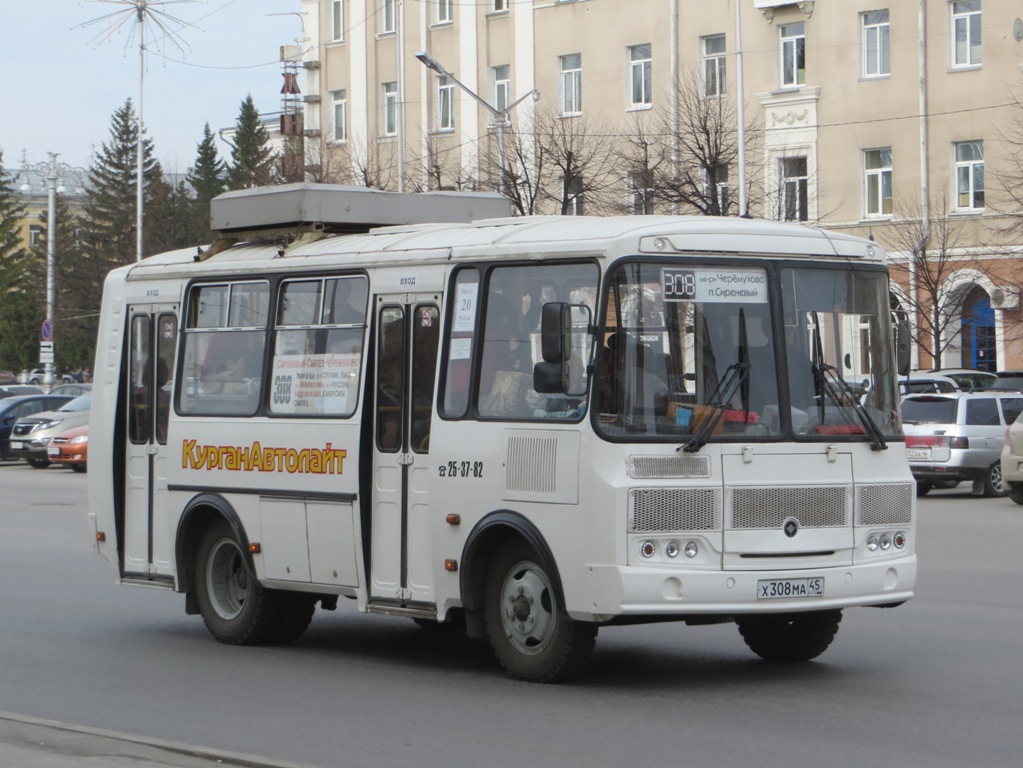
<box><xmin>961</xmin><ymin>288</ymin><xmax>996</xmax><ymax>371</ymax></box>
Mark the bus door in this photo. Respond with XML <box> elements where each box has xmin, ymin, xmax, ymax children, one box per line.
<box><xmin>370</xmin><ymin>297</ymin><xmax>441</xmax><ymax>609</ymax></box>
<box><xmin>123</xmin><ymin>306</ymin><xmax>178</xmax><ymax>581</ymax></box>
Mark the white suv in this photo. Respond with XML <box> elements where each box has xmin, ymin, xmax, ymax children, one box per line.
<box><xmin>902</xmin><ymin>392</ymin><xmax>1023</xmax><ymax>497</ymax></box>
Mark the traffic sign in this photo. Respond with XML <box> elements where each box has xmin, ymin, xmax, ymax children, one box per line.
<box><xmin>41</xmin><ymin>320</ymin><xmax>53</xmax><ymax>342</ymax></box>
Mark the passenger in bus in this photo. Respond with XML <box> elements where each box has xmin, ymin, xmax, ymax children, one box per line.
<box><xmin>325</xmin><ymin>279</ymin><xmax>367</xmax><ymax>325</ymax></box>
<box><xmin>478</xmin><ymin>293</ymin><xmax>534</xmax><ymax>418</ymax></box>
<box><xmin>205</xmin><ymin>341</ymin><xmax>261</xmax><ymax>395</ymax></box>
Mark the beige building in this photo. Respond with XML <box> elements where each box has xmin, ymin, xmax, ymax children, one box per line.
<box><xmin>297</xmin><ymin>0</ymin><xmax>1023</xmax><ymax>370</ymax></box>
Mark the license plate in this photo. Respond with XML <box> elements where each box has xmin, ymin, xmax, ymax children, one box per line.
<box><xmin>48</xmin><ymin>446</ymin><xmax>61</xmax><ymax>457</ymax></box>
<box><xmin>757</xmin><ymin>578</ymin><xmax>825</xmax><ymax>600</ymax></box>
<box><xmin>906</xmin><ymin>448</ymin><xmax>929</xmax><ymax>460</ymax></box>
<box><xmin>10</xmin><ymin>441</ymin><xmax>23</xmax><ymax>450</ymax></box>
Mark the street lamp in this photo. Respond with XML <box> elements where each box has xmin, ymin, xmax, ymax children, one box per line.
<box><xmin>414</xmin><ymin>51</ymin><xmax>538</xmax><ymax>196</ymax></box>
<box><xmin>20</xmin><ymin>153</ymin><xmax>85</xmax><ymax>389</ymax></box>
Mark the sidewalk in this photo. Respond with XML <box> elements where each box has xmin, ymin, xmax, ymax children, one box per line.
<box><xmin>0</xmin><ymin>712</ymin><xmax>320</xmax><ymax>768</ymax></box>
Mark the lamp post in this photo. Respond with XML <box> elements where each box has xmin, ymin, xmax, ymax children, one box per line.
<box><xmin>414</xmin><ymin>51</ymin><xmax>537</xmax><ymax>196</ymax></box>
<box><xmin>20</xmin><ymin>153</ymin><xmax>84</xmax><ymax>389</ymax></box>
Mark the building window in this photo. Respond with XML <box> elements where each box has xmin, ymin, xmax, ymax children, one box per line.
<box><xmin>862</xmin><ymin>10</ymin><xmax>889</xmax><ymax>78</ymax></box>
<box><xmin>437</xmin><ymin>75</ymin><xmax>455</xmax><ymax>131</ymax></box>
<box><xmin>331</xmin><ymin>0</ymin><xmax>344</xmax><ymax>41</ymax></box>
<box><xmin>491</xmin><ymin>0</ymin><xmax>508</xmax><ymax>11</ymax></box>
<box><xmin>437</xmin><ymin>0</ymin><xmax>452</xmax><ymax>24</ymax></box>
<box><xmin>780</xmin><ymin>22</ymin><xmax>805</xmax><ymax>88</ymax></box>
<box><xmin>29</xmin><ymin>224</ymin><xmax>42</xmax><ymax>247</ymax></box>
<box><xmin>383</xmin><ymin>82</ymin><xmax>398</xmax><ymax>136</ymax></box>
<box><xmin>628</xmin><ymin>170</ymin><xmax>655</xmax><ymax>214</ymax></box>
<box><xmin>559</xmin><ymin>53</ymin><xmax>582</xmax><ymax>116</ymax></box>
<box><xmin>951</xmin><ymin>1</ymin><xmax>981</xmax><ymax>68</ymax></box>
<box><xmin>332</xmin><ymin>89</ymin><xmax>348</xmax><ymax>142</ymax></box>
<box><xmin>864</xmin><ymin>148</ymin><xmax>892</xmax><ymax>216</ymax></box>
<box><xmin>382</xmin><ymin>0</ymin><xmax>395</xmax><ymax>34</ymax></box>
<box><xmin>780</xmin><ymin>157</ymin><xmax>808</xmax><ymax>221</ymax></box>
<box><xmin>566</xmin><ymin>175</ymin><xmax>584</xmax><ymax>215</ymax></box>
<box><xmin>492</xmin><ymin>65</ymin><xmax>510</xmax><ymax>113</ymax></box>
<box><xmin>954</xmin><ymin>140</ymin><xmax>984</xmax><ymax>209</ymax></box>
<box><xmin>629</xmin><ymin>44</ymin><xmax>652</xmax><ymax>108</ymax></box>
<box><xmin>703</xmin><ymin>35</ymin><xmax>727</xmax><ymax>97</ymax></box>
<box><xmin>703</xmin><ymin>164</ymin><xmax>730</xmax><ymax>215</ymax></box>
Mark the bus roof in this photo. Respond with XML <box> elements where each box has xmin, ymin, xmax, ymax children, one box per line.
<box><xmin>119</xmin><ymin>213</ymin><xmax>885</xmax><ymax>283</ymax></box>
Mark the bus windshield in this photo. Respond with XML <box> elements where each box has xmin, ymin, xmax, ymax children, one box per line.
<box><xmin>594</xmin><ymin>261</ymin><xmax>902</xmax><ymax>443</ymax></box>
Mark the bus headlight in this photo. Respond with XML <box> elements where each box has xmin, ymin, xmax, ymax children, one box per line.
<box><xmin>867</xmin><ymin>535</ymin><xmax>879</xmax><ymax>551</ymax></box>
<box><xmin>879</xmin><ymin>534</ymin><xmax>892</xmax><ymax>550</ymax></box>
<box><xmin>684</xmin><ymin>541</ymin><xmax>699</xmax><ymax>558</ymax></box>
<box><xmin>665</xmin><ymin>541</ymin><xmax>680</xmax><ymax>558</ymax></box>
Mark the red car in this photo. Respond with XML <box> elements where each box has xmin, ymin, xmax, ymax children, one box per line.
<box><xmin>48</xmin><ymin>424</ymin><xmax>89</xmax><ymax>472</ymax></box>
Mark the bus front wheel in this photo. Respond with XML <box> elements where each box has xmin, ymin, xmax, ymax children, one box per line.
<box><xmin>736</xmin><ymin>609</ymin><xmax>842</xmax><ymax>662</ymax></box>
<box><xmin>195</xmin><ymin>521</ymin><xmax>282</xmax><ymax>645</ymax></box>
<box><xmin>483</xmin><ymin>540</ymin><xmax>596</xmax><ymax>683</ymax></box>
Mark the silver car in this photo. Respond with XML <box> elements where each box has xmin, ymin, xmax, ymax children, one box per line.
<box><xmin>902</xmin><ymin>392</ymin><xmax>1023</xmax><ymax>497</ymax></box>
<box><xmin>8</xmin><ymin>393</ymin><xmax>91</xmax><ymax>468</ymax></box>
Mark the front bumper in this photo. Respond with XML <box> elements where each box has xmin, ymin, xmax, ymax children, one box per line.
<box><xmin>577</xmin><ymin>556</ymin><xmax>916</xmax><ymax>620</ymax></box>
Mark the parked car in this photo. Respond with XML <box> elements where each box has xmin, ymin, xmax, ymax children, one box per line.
<box><xmin>912</xmin><ymin>368</ymin><xmax>998</xmax><ymax>391</ymax></box>
<box><xmin>0</xmin><ymin>394</ymin><xmax>75</xmax><ymax>460</ymax></box>
<box><xmin>16</xmin><ymin>369</ymin><xmax>74</xmax><ymax>386</ymax></box>
<box><xmin>0</xmin><ymin>370</ymin><xmax>15</xmax><ymax>384</ymax></box>
<box><xmin>995</xmin><ymin>370</ymin><xmax>1023</xmax><ymax>392</ymax></box>
<box><xmin>898</xmin><ymin>373</ymin><xmax>959</xmax><ymax>395</ymax></box>
<box><xmin>8</xmin><ymin>393</ymin><xmax>91</xmax><ymax>468</ymax></box>
<box><xmin>47</xmin><ymin>423</ymin><xmax>89</xmax><ymax>472</ymax></box>
<box><xmin>0</xmin><ymin>385</ymin><xmax>44</xmax><ymax>400</ymax></box>
<box><xmin>48</xmin><ymin>383</ymin><xmax>92</xmax><ymax>397</ymax></box>
<box><xmin>902</xmin><ymin>391</ymin><xmax>1023</xmax><ymax>497</ymax></box>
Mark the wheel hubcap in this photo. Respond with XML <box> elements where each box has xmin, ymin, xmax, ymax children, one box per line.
<box><xmin>500</xmin><ymin>560</ymin><xmax>556</xmax><ymax>655</ymax></box>
<box><xmin>207</xmin><ymin>538</ymin><xmax>248</xmax><ymax>620</ymax></box>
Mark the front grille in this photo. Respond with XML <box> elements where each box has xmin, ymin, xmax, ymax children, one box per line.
<box><xmin>856</xmin><ymin>483</ymin><xmax>914</xmax><ymax>526</ymax></box>
<box><xmin>629</xmin><ymin>488</ymin><xmax>721</xmax><ymax>532</ymax></box>
<box><xmin>629</xmin><ymin>455</ymin><xmax>712</xmax><ymax>479</ymax></box>
<box><xmin>730</xmin><ymin>486</ymin><xmax>848</xmax><ymax>529</ymax></box>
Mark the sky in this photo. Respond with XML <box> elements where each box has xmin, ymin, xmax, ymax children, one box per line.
<box><xmin>1</xmin><ymin>0</ymin><xmax>304</xmax><ymax>173</ymax></box>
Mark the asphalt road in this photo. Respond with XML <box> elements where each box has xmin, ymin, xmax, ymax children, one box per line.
<box><xmin>1</xmin><ymin>461</ymin><xmax>1021</xmax><ymax>768</ymax></box>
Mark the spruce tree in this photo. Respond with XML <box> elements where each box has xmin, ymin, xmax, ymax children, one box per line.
<box><xmin>0</xmin><ymin>149</ymin><xmax>39</xmax><ymax>371</ymax></box>
<box><xmin>226</xmin><ymin>95</ymin><xmax>278</xmax><ymax>190</ymax></box>
<box><xmin>187</xmin><ymin>122</ymin><xmax>227</xmax><ymax>236</ymax></box>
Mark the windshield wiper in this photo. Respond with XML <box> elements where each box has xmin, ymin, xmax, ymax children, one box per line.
<box><xmin>809</xmin><ymin>312</ymin><xmax>888</xmax><ymax>451</ymax></box>
<box><xmin>681</xmin><ymin>309</ymin><xmax>750</xmax><ymax>453</ymax></box>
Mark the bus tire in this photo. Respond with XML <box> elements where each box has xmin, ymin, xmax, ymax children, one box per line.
<box><xmin>736</xmin><ymin>609</ymin><xmax>842</xmax><ymax>662</ymax></box>
<box><xmin>196</xmin><ymin>521</ymin><xmax>282</xmax><ymax>645</ymax></box>
<box><xmin>271</xmin><ymin>593</ymin><xmax>317</xmax><ymax>644</ymax></box>
<box><xmin>915</xmin><ymin>482</ymin><xmax>932</xmax><ymax>497</ymax></box>
<box><xmin>1007</xmin><ymin>482</ymin><xmax>1023</xmax><ymax>505</ymax></box>
<box><xmin>483</xmin><ymin>540</ymin><xmax>596</xmax><ymax>683</ymax></box>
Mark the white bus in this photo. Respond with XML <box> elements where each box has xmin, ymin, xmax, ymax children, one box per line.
<box><xmin>88</xmin><ymin>185</ymin><xmax>916</xmax><ymax>682</ymax></box>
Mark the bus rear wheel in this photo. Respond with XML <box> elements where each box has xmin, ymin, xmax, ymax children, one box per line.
<box><xmin>736</xmin><ymin>609</ymin><xmax>842</xmax><ymax>662</ymax></box>
<box><xmin>483</xmin><ymin>540</ymin><xmax>596</xmax><ymax>683</ymax></box>
<box><xmin>195</xmin><ymin>521</ymin><xmax>282</xmax><ymax>645</ymax></box>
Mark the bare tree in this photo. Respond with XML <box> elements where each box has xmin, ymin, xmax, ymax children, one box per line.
<box><xmin>653</xmin><ymin>70</ymin><xmax>757</xmax><ymax>216</ymax></box>
<box><xmin>883</xmin><ymin>188</ymin><xmax>978</xmax><ymax>368</ymax></box>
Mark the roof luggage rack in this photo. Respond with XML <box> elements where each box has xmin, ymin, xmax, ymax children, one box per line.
<box><xmin>200</xmin><ymin>183</ymin><xmax>511</xmax><ymax>261</ymax></box>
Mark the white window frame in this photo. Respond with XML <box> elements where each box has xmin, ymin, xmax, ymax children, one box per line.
<box><xmin>863</xmin><ymin>147</ymin><xmax>892</xmax><ymax>217</ymax></box>
<box><xmin>702</xmin><ymin>35</ymin><xmax>727</xmax><ymax>98</ymax></box>
<box><xmin>951</xmin><ymin>1</ymin><xmax>982</xmax><ymax>68</ymax></box>
<box><xmin>628</xmin><ymin>44</ymin><xmax>652</xmax><ymax>108</ymax></box>
<box><xmin>436</xmin><ymin>0</ymin><xmax>453</xmax><ymax>24</ymax></box>
<box><xmin>382</xmin><ymin>0</ymin><xmax>396</xmax><ymax>34</ymax></box>
<box><xmin>559</xmin><ymin>53</ymin><xmax>582</xmax><ymax>116</ymax></box>
<box><xmin>780</xmin><ymin>22</ymin><xmax>805</xmax><ymax>88</ymax></box>
<box><xmin>702</xmin><ymin>164</ymin><xmax>730</xmax><ymax>215</ymax></box>
<box><xmin>383</xmin><ymin>82</ymin><xmax>398</xmax><ymax>136</ymax></box>
<box><xmin>332</xmin><ymin>89</ymin><xmax>348</xmax><ymax>143</ymax></box>
<box><xmin>862</xmin><ymin>10</ymin><xmax>889</xmax><ymax>78</ymax></box>
<box><xmin>954</xmin><ymin>140</ymin><xmax>984</xmax><ymax>210</ymax></box>
<box><xmin>331</xmin><ymin>0</ymin><xmax>344</xmax><ymax>42</ymax></box>
<box><xmin>628</xmin><ymin>170</ymin><xmax>655</xmax><ymax>214</ymax></box>
<box><xmin>437</xmin><ymin>75</ymin><xmax>455</xmax><ymax>131</ymax></box>
<box><xmin>780</xmin><ymin>156</ymin><xmax>808</xmax><ymax>222</ymax></box>
<box><xmin>492</xmin><ymin>65</ymin><xmax>510</xmax><ymax>114</ymax></box>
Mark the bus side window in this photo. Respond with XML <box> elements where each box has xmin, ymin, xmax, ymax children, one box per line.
<box><xmin>441</xmin><ymin>269</ymin><xmax>479</xmax><ymax>418</ymax></box>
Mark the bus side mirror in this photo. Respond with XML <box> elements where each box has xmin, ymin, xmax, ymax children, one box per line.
<box><xmin>540</xmin><ymin>302</ymin><xmax>571</xmax><ymax>364</ymax></box>
<box><xmin>896</xmin><ymin>317</ymin><xmax>911</xmax><ymax>376</ymax></box>
<box><xmin>533</xmin><ymin>361</ymin><xmax>566</xmax><ymax>393</ymax></box>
